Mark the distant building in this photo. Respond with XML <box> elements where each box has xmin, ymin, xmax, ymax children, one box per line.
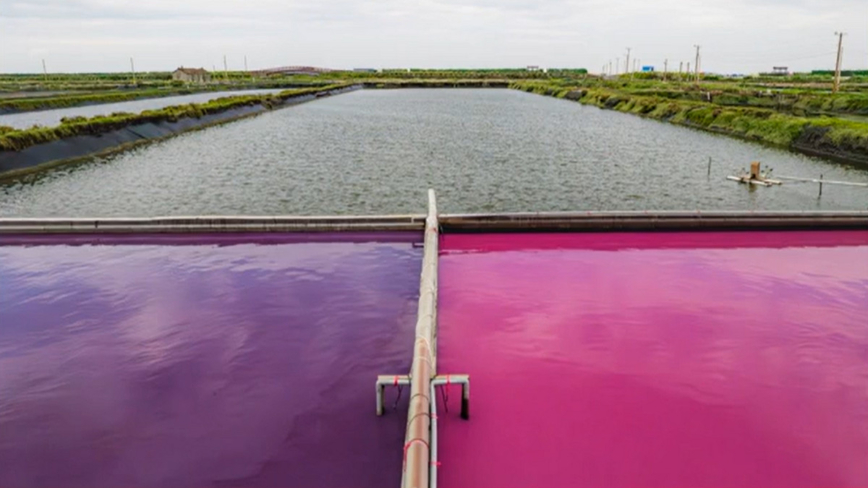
<box><xmin>172</xmin><ymin>67</ymin><xmax>211</xmax><ymax>84</ymax></box>
<box><xmin>353</xmin><ymin>68</ymin><xmax>379</xmax><ymax>73</ymax></box>
<box><xmin>526</xmin><ymin>65</ymin><xmax>541</xmax><ymax>72</ymax></box>
<box><xmin>759</xmin><ymin>67</ymin><xmax>790</xmax><ymax>77</ymax></box>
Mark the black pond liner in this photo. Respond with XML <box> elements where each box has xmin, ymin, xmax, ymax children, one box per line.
<box><xmin>0</xmin><ymin>88</ymin><xmax>357</xmax><ymax>177</ymax></box>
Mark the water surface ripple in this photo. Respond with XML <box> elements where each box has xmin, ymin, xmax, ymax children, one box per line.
<box><xmin>1</xmin><ymin>89</ymin><xmax>866</xmax><ymax>217</ymax></box>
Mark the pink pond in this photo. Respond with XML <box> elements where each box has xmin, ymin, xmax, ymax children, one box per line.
<box><xmin>437</xmin><ymin>231</ymin><xmax>868</xmax><ymax>488</ymax></box>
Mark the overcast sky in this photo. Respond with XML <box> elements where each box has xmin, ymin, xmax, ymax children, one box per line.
<box><xmin>1</xmin><ymin>0</ymin><xmax>866</xmax><ymax>74</ymax></box>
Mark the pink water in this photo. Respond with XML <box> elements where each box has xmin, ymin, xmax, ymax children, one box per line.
<box><xmin>438</xmin><ymin>231</ymin><xmax>868</xmax><ymax>488</ymax></box>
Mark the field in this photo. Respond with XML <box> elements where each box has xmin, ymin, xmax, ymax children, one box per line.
<box><xmin>2</xmin><ymin>68</ymin><xmax>868</xmax><ymax>168</ymax></box>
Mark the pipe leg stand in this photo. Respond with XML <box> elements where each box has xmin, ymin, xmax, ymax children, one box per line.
<box><xmin>376</xmin><ymin>383</ymin><xmax>384</xmax><ymax>416</ymax></box>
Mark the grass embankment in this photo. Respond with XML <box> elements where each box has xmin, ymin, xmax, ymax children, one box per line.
<box><xmin>0</xmin><ymin>87</ymin><xmax>222</xmax><ymax>113</ymax></box>
<box><xmin>0</xmin><ymin>80</ymin><xmax>337</xmax><ymax>113</ymax></box>
<box><xmin>362</xmin><ymin>79</ymin><xmax>511</xmax><ymax>88</ymax></box>
<box><xmin>512</xmin><ymin>81</ymin><xmax>868</xmax><ymax>165</ymax></box>
<box><xmin>0</xmin><ymin>69</ymin><xmax>587</xmax><ymax>96</ymax></box>
<box><xmin>0</xmin><ymin>84</ymin><xmax>351</xmax><ymax>152</ymax></box>
<box><xmin>623</xmin><ymin>88</ymin><xmax>868</xmax><ymax>116</ymax></box>
<box><xmin>549</xmin><ymin>77</ymin><xmax>868</xmax><ymax>116</ymax></box>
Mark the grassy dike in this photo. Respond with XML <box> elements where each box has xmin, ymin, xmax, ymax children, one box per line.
<box><xmin>511</xmin><ymin>81</ymin><xmax>868</xmax><ymax>166</ymax></box>
<box><xmin>0</xmin><ymin>84</ymin><xmax>351</xmax><ymax>153</ymax></box>
<box><xmin>0</xmin><ymin>81</ymin><xmax>337</xmax><ymax>114</ymax></box>
<box><xmin>362</xmin><ymin>79</ymin><xmax>510</xmax><ymax>88</ymax></box>
<box><xmin>0</xmin><ymin>88</ymin><xmax>217</xmax><ymax>113</ymax></box>
<box><xmin>0</xmin><ymin>84</ymin><xmax>355</xmax><ymax>179</ymax></box>
<box><xmin>617</xmin><ymin>87</ymin><xmax>868</xmax><ymax>117</ymax></box>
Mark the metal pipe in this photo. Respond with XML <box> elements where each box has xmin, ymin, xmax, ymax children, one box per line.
<box><xmin>402</xmin><ymin>189</ymin><xmax>439</xmax><ymax>488</ymax></box>
<box><xmin>0</xmin><ymin>215</ymin><xmax>426</xmax><ymax>234</ymax></box>
<box><xmin>429</xmin><ymin>375</ymin><xmax>470</xmax><ymax>488</ymax></box>
<box><xmin>441</xmin><ymin>210</ymin><xmax>868</xmax><ymax>219</ymax></box>
<box><xmin>777</xmin><ymin>176</ymin><xmax>868</xmax><ymax>187</ymax></box>
<box><xmin>439</xmin><ymin>211</ymin><xmax>868</xmax><ymax>232</ymax></box>
<box><xmin>6</xmin><ymin>211</ymin><xmax>867</xmax><ymax>235</ymax></box>
<box><xmin>376</xmin><ymin>375</ymin><xmax>410</xmax><ymax>416</ymax></box>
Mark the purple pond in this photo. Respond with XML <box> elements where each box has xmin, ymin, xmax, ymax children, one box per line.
<box><xmin>0</xmin><ymin>234</ymin><xmax>421</xmax><ymax>488</ymax></box>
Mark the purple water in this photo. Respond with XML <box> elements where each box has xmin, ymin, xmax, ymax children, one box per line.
<box><xmin>438</xmin><ymin>231</ymin><xmax>868</xmax><ymax>488</ymax></box>
<box><xmin>0</xmin><ymin>234</ymin><xmax>421</xmax><ymax>487</ymax></box>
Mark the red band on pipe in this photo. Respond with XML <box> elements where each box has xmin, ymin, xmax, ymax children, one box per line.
<box><xmin>393</xmin><ymin>376</ymin><xmax>399</xmax><ymax>386</ymax></box>
<box><xmin>402</xmin><ymin>438</ymin><xmax>430</xmax><ymax>468</ymax></box>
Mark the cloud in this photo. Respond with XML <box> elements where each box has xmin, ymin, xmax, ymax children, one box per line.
<box><xmin>0</xmin><ymin>0</ymin><xmax>865</xmax><ymax>73</ymax></box>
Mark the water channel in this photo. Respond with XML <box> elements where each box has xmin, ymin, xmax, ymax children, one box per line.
<box><xmin>1</xmin><ymin>89</ymin><xmax>866</xmax><ymax>217</ymax></box>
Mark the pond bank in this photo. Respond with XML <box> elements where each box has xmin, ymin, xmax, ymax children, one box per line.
<box><xmin>512</xmin><ymin>82</ymin><xmax>868</xmax><ymax>167</ymax></box>
<box><xmin>0</xmin><ymin>85</ymin><xmax>358</xmax><ymax>180</ymax></box>
<box><xmin>511</xmin><ymin>82</ymin><xmax>868</xmax><ymax>167</ymax></box>
<box><xmin>363</xmin><ymin>80</ymin><xmax>510</xmax><ymax>89</ymax></box>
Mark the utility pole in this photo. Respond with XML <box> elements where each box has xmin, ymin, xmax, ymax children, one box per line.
<box><xmin>223</xmin><ymin>54</ymin><xmax>229</xmax><ymax>83</ymax></box>
<box><xmin>687</xmin><ymin>62</ymin><xmax>691</xmax><ymax>78</ymax></box>
<box><xmin>616</xmin><ymin>57</ymin><xmax>620</xmax><ymax>75</ymax></box>
<box><xmin>625</xmin><ymin>48</ymin><xmax>632</xmax><ymax>75</ymax></box>
<box><xmin>42</xmin><ymin>59</ymin><xmax>47</xmax><ymax>82</ymax></box>
<box><xmin>130</xmin><ymin>57</ymin><xmax>136</xmax><ymax>85</ymax></box>
<box><xmin>664</xmin><ymin>59</ymin><xmax>668</xmax><ymax>81</ymax></box>
<box><xmin>694</xmin><ymin>45</ymin><xmax>701</xmax><ymax>83</ymax></box>
<box><xmin>609</xmin><ymin>60</ymin><xmax>613</xmax><ymax>76</ymax></box>
<box><xmin>833</xmin><ymin>32</ymin><xmax>845</xmax><ymax>93</ymax></box>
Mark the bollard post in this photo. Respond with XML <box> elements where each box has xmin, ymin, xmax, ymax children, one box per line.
<box><xmin>819</xmin><ymin>174</ymin><xmax>823</xmax><ymax>198</ymax></box>
<box><xmin>707</xmin><ymin>157</ymin><xmax>712</xmax><ymax>178</ymax></box>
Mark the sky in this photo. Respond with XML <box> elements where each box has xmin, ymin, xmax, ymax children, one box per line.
<box><xmin>1</xmin><ymin>0</ymin><xmax>866</xmax><ymax>74</ymax></box>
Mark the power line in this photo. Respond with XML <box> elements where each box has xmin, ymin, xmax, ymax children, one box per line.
<box><xmin>722</xmin><ymin>51</ymin><xmax>837</xmax><ymax>63</ymax></box>
<box><xmin>716</xmin><ymin>43</ymin><xmax>839</xmax><ymax>57</ymax></box>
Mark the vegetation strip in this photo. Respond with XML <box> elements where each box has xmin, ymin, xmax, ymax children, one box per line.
<box><xmin>0</xmin><ymin>88</ymin><xmax>225</xmax><ymax>113</ymax></box>
<box><xmin>511</xmin><ymin>81</ymin><xmax>868</xmax><ymax>166</ymax></box>
<box><xmin>362</xmin><ymin>79</ymin><xmax>510</xmax><ymax>88</ymax></box>
<box><xmin>0</xmin><ymin>85</ymin><xmax>356</xmax><ymax>179</ymax></box>
<box><xmin>0</xmin><ymin>84</ymin><xmax>351</xmax><ymax>153</ymax></box>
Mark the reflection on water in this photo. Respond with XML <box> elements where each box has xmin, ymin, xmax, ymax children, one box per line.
<box><xmin>0</xmin><ymin>237</ymin><xmax>420</xmax><ymax>487</ymax></box>
<box><xmin>438</xmin><ymin>231</ymin><xmax>868</xmax><ymax>488</ymax></box>
<box><xmin>2</xmin><ymin>89</ymin><xmax>867</xmax><ymax>217</ymax></box>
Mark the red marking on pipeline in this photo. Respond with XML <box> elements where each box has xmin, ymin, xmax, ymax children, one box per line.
<box><xmin>402</xmin><ymin>438</ymin><xmax>430</xmax><ymax>469</ymax></box>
